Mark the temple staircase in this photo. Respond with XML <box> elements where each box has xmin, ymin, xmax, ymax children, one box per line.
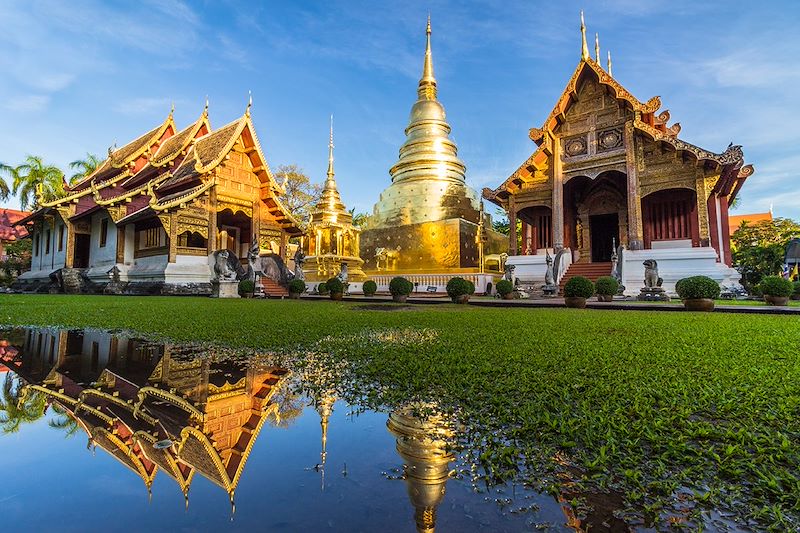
<box><xmin>558</xmin><ymin>262</ymin><xmax>612</xmax><ymax>294</ymax></box>
<box><xmin>260</xmin><ymin>277</ymin><xmax>289</xmax><ymax>298</ymax></box>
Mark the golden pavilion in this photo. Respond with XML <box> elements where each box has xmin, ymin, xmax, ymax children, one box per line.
<box><xmin>302</xmin><ymin>118</ymin><xmax>366</xmax><ymax>286</ymax></box>
<box><xmin>360</xmin><ymin>17</ymin><xmax>505</xmax><ymax>290</ymax></box>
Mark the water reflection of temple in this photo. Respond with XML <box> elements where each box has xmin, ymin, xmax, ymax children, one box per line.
<box><xmin>1</xmin><ymin>329</ymin><xmax>289</xmax><ymax>509</ymax></box>
<box><xmin>387</xmin><ymin>403</ymin><xmax>455</xmax><ymax>533</ymax></box>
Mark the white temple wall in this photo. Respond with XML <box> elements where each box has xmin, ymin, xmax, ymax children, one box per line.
<box><xmin>18</xmin><ymin>216</ymin><xmax>67</xmax><ymax>281</ymax></box>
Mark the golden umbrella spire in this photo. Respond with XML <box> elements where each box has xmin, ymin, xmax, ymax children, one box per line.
<box><xmin>580</xmin><ymin>11</ymin><xmax>590</xmax><ymax>61</ymax></box>
<box><xmin>326</xmin><ymin>115</ymin><xmax>335</xmax><ymax>183</ymax></box>
<box><xmin>418</xmin><ymin>14</ymin><xmax>437</xmax><ymax>100</ymax></box>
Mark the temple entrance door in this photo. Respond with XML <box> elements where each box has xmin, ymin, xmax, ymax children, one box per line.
<box><xmin>589</xmin><ymin>213</ymin><xmax>618</xmax><ymax>262</ymax></box>
<box><xmin>217</xmin><ymin>225</ymin><xmax>240</xmax><ymax>254</ymax></box>
<box><xmin>73</xmin><ymin>234</ymin><xmax>90</xmax><ymax>268</ymax></box>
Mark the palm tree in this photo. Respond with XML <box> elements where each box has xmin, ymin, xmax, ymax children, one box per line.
<box><xmin>0</xmin><ymin>374</ymin><xmax>47</xmax><ymax>434</ymax></box>
<box><xmin>48</xmin><ymin>402</ymin><xmax>80</xmax><ymax>438</ymax></box>
<box><xmin>69</xmin><ymin>153</ymin><xmax>102</xmax><ymax>184</ymax></box>
<box><xmin>5</xmin><ymin>156</ymin><xmax>66</xmax><ymax>210</ymax></box>
<box><xmin>0</xmin><ymin>163</ymin><xmax>10</xmax><ymax>201</ymax></box>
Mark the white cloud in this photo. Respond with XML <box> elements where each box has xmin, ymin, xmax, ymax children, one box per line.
<box><xmin>3</xmin><ymin>95</ymin><xmax>50</xmax><ymax>112</ymax></box>
<box><xmin>113</xmin><ymin>98</ymin><xmax>175</xmax><ymax>116</ymax></box>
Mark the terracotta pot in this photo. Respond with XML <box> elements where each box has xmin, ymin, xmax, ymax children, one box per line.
<box><xmin>764</xmin><ymin>295</ymin><xmax>789</xmax><ymax>306</ymax></box>
<box><xmin>501</xmin><ymin>293</ymin><xmax>514</xmax><ymax>300</ymax></box>
<box><xmin>330</xmin><ymin>292</ymin><xmax>343</xmax><ymax>301</ymax></box>
<box><xmin>564</xmin><ymin>296</ymin><xmax>586</xmax><ymax>309</ymax></box>
<box><xmin>683</xmin><ymin>298</ymin><xmax>715</xmax><ymax>312</ymax></box>
<box><xmin>596</xmin><ymin>294</ymin><xmax>613</xmax><ymax>302</ymax></box>
<box><xmin>288</xmin><ymin>292</ymin><xmax>301</xmax><ymax>299</ymax></box>
<box><xmin>451</xmin><ymin>294</ymin><xmax>470</xmax><ymax>304</ymax></box>
<box><xmin>392</xmin><ymin>294</ymin><xmax>408</xmax><ymax>303</ymax></box>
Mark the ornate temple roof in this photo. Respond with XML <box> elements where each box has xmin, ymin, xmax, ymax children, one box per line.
<box><xmin>484</xmin><ymin>12</ymin><xmax>754</xmax><ymax>206</ymax></box>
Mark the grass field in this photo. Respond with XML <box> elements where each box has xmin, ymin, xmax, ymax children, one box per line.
<box><xmin>1</xmin><ymin>294</ymin><xmax>798</xmax><ymax>528</ymax></box>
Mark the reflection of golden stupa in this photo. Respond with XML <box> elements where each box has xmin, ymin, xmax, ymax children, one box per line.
<box><xmin>387</xmin><ymin>403</ymin><xmax>455</xmax><ymax>533</ymax></box>
<box><xmin>303</xmin><ymin>117</ymin><xmax>366</xmax><ymax>282</ymax></box>
<box><xmin>361</xmin><ymin>17</ymin><xmax>505</xmax><ymax>275</ymax></box>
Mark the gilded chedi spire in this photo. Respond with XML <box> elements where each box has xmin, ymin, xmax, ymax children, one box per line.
<box><xmin>312</xmin><ymin>115</ymin><xmax>350</xmax><ymax>225</ymax></box>
<box><xmin>580</xmin><ymin>11</ymin><xmax>590</xmax><ymax>61</ymax></box>
<box><xmin>370</xmin><ymin>16</ymin><xmax>480</xmax><ymax>229</ymax></box>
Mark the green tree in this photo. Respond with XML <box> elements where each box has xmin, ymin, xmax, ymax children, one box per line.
<box><xmin>732</xmin><ymin>217</ymin><xmax>800</xmax><ymax>291</ymax></box>
<box><xmin>348</xmin><ymin>208</ymin><xmax>371</xmax><ymax>229</ymax></box>
<box><xmin>2</xmin><ymin>156</ymin><xmax>66</xmax><ymax>210</ymax></box>
<box><xmin>68</xmin><ymin>153</ymin><xmax>102</xmax><ymax>184</ymax></box>
<box><xmin>0</xmin><ymin>374</ymin><xmax>47</xmax><ymax>434</ymax></box>
<box><xmin>492</xmin><ymin>209</ymin><xmax>509</xmax><ymax>235</ymax></box>
<box><xmin>48</xmin><ymin>403</ymin><xmax>80</xmax><ymax>438</ymax></box>
<box><xmin>274</xmin><ymin>164</ymin><xmax>322</xmax><ymax>230</ymax></box>
<box><xmin>0</xmin><ymin>164</ymin><xmax>10</xmax><ymax>201</ymax></box>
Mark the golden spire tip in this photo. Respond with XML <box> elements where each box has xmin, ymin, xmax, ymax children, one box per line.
<box><xmin>246</xmin><ymin>90</ymin><xmax>252</xmax><ymax>116</ymax></box>
<box><xmin>607</xmin><ymin>50</ymin><xmax>613</xmax><ymax>76</ymax></box>
<box><xmin>580</xmin><ymin>11</ymin><xmax>589</xmax><ymax>61</ymax></box>
<box><xmin>327</xmin><ymin>115</ymin><xmax>335</xmax><ymax>179</ymax></box>
<box><xmin>595</xmin><ymin>33</ymin><xmax>600</xmax><ymax>63</ymax></box>
<box><xmin>427</xmin><ymin>13</ymin><xmax>431</xmax><ymax>34</ymax></box>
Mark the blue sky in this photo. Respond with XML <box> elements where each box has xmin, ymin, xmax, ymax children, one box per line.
<box><xmin>1</xmin><ymin>0</ymin><xmax>798</xmax><ymax>219</ymax></box>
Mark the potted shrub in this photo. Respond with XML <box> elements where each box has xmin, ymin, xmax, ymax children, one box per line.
<box><xmin>389</xmin><ymin>276</ymin><xmax>413</xmax><ymax>303</ymax></box>
<box><xmin>446</xmin><ymin>277</ymin><xmax>475</xmax><ymax>304</ymax></box>
<box><xmin>326</xmin><ymin>277</ymin><xmax>344</xmax><ymax>301</ymax></box>
<box><xmin>362</xmin><ymin>280</ymin><xmax>378</xmax><ymax>297</ymax></box>
<box><xmin>563</xmin><ymin>276</ymin><xmax>594</xmax><ymax>308</ymax></box>
<box><xmin>317</xmin><ymin>281</ymin><xmax>329</xmax><ymax>296</ymax></box>
<box><xmin>495</xmin><ymin>279</ymin><xmax>514</xmax><ymax>300</ymax></box>
<box><xmin>675</xmin><ymin>275</ymin><xmax>720</xmax><ymax>311</ymax></box>
<box><xmin>793</xmin><ymin>281</ymin><xmax>800</xmax><ymax>301</ymax></box>
<box><xmin>238</xmin><ymin>279</ymin><xmax>255</xmax><ymax>298</ymax></box>
<box><xmin>288</xmin><ymin>279</ymin><xmax>306</xmax><ymax>299</ymax></box>
<box><xmin>759</xmin><ymin>275</ymin><xmax>793</xmax><ymax>306</ymax></box>
<box><xmin>594</xmin><ymin>276</ymin><xmax>619</xmax><ymax>302</ymax></box>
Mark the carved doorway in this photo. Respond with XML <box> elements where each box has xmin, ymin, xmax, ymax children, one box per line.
<box><xmin>73</xmin><ymin>234</ymin><xmax>90</xmax><ymax>268</ymax></box>
<box><xmin>589</xmin><ymin>213</ymin><xmax>618</xmax><ymax>262</ymax></box>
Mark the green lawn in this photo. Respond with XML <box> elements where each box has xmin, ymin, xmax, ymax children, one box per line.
<box><xmin>1</xmin><ymin>294</ymin><xmax>798</xmax><ymax>529</ymax></box>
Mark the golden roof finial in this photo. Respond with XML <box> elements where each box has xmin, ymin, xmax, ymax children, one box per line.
<box><xmin>204</xmin><ymin>95</ymin><xmax>209</xmax><ymax>115</ymax></box>
<box><xmin>170</xmin><ymin>102</ymin><xmax>175</xmax><ymax>117</ymax></box>
<box><xmin>607</xmin><ymin>50</ymin><xmax>613</xmax><ymax>76</ymax></box>
<box><xmin>418</xmin><ymin>14</ymin><xmax>437</xmax><ymax>100</ymax></box>
<box><xmin>580</xmin><ymin>11</ymin><xmax>590</xmax><ymax>61</ymax></box>
<box><xmin>246</xmin><ymin>90</ymin><xmax>252</xmax><ymax>117</ymax></box>
<box><xmin>327</xmin><ymin>114</ymin><xmax>335</xmax><ymax>180</ymax></box>
<box><xmin>595</xmin><ymin>33</ymin><xmax>600</xmax><ymax>63</ymax></box>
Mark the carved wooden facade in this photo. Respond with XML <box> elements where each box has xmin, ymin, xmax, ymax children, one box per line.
<box><xmin>484</xmin><ymin>53</ymin><xmax>753</xmax><ymax>266</ymax></box>
<box><xmin>16</xmin><ymin>104</ymin><xmax>301</xmax><ymax>289</ymax></box>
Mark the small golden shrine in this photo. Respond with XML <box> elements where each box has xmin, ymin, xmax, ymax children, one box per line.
<box><xmin>302</xmin><ymin>118</ymin><xmax>366</xmax><ymax>282</ymax></box>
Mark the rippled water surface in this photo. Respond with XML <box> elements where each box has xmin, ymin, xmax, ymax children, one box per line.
<box><xmin>0</xmin><ymin>327</ymin><xmax>579</xmax><ymax>532</ymax></box>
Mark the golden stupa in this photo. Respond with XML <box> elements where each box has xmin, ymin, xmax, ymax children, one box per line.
<box><xmin>302</xmin><ymin>118</ymin><xmax>366</xmax><ymax>282</ymax></box>
<box><xmin>387</xmin><ymin>403</ymin><xmax>455</xmax><ymax>533</ymax></box>
<box><xmin>360</xmin><ymin>17</ymin><xmax>505</xmax><ymax>274</ymax></box>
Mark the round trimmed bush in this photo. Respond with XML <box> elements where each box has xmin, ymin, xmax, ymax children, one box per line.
<box><xmin>594</xmin><ymin>276</ymin><xmax>619</xmax><ymax>296</ymax></box>
<box><xmin>389</xmin><ymin>276</ymin><xmax>413</xmax><ymax>296</ymax></box>
<box><xmin>362</xmin><ymin>280</ymin><xmax>377</xmax><ymax>296</ymax></box>
<box><xmin>317</xmin><ymin>281</ymin><xmax>329</xmax><ymax>295</ymax></box>
<box><xmin>675</xmin><ymin>276</ymin><xmax>720</xmax><ymax>300</ymax></box>
<box><xmin>288</xmin><ymin>279</ymin><xmax>306</xmax><ymax>294</ymax></box>
<box><xmin>326</xmin><ymin>277</ymin><xmax>344</xmax><ymax>295</ymax></box>
<box><xmin>446</xmin><ymin>277</ymin><xmax>475</xmax><ymax>298</ymax></box>
<box><xmin>564</xmin><ymin>276</ymin><xmax>594</xmax><ymax>298</ymax></box>
<box><xmin>758</xmin><ymin>275</ymin><xmax>793</xmax><ymax>297</ymax></box>
<box><xmin>495</xmin><ymin>279</ymin><xmax>514</xmax><ymax>296</ymax></box>
<box><xmin>238</xmin><ymin>279</ymin><xmax>255</xmax><ymax>294</ymax></box>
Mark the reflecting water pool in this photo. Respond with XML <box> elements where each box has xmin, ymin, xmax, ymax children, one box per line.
<box><xmin>0</xmin><ymin>327</ymin><xmax>577</xmax><ymax>532</ymax></box>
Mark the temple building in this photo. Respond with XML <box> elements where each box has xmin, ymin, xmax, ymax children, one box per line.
<box><xmin>1</xmin><ymin>328</ymin><xmax>290</xmax><ymax>510</ymax></box>
<box><xmin>301</xmin><ymin>118</ymin><xmax>366</xmax><ymax>290</ymax></box>
<box><xmin>483</xmin><ymin>14</ymin><xmax>752</xmax><ymax>295</ymax></box>
<box><xmin>360</xmin><ymin>18</ymin><xmax>505</xmax><ymax>294</ymax></box>
<box><xmin>14</xmin><ymin>101</ymin><xmax>301</xmax><ymax>295</ymax></box>
<box><xmin>0</xmin><ymin>208</ymin><xmax>29</xmax><ymax>261</ymax></box>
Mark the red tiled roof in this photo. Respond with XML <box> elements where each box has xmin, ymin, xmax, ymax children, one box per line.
<box><xmin>0</xmin><ymin>208</ymin><xmax>30</xmax><ymax>241</ymax></box>
<box><xmin>729</xmin><ymin>212</ymin><xmax>773</xmax><ymax>236</ymax></box>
